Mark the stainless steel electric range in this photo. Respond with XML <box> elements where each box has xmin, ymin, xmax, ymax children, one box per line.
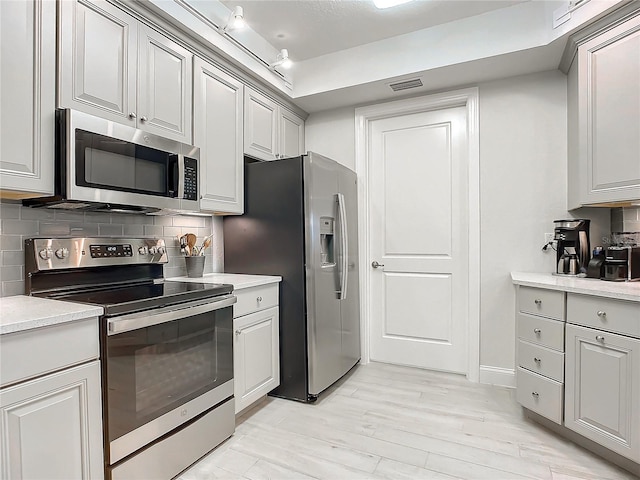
<box><xmin>25</xmin><ymin>237</ymin><xmax>236</xmax><ymax>480</ymax></box>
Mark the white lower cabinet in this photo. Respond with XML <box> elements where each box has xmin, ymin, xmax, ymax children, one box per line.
<box><xmin>516</xmin><ymin>286</ymin><xmax>565</xmax><ymax>424</ymax></box>
<box><xmin>565</xmin><ymin>323</ymin><xmax>640</xmax><ymax>462</ymax></box>
<box><xmin>233</xmin><ymin>284</ymin><xmax>280</xmax><ymax>413</ymax></box>
<box><xmin>0</xmin><ymin>361</ymin><xmax>104</xmax><ymax>479</ymax></box>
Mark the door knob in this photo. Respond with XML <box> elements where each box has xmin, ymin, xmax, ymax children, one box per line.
<box><xmin>371</xmin><ymin>261</ymin><xmax>384</xmax><ymax>269</ymax></box>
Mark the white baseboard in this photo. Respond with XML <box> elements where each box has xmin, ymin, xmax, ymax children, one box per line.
<box><xmin>479</xmin><ymin>365</ymin><xmax>515</xmax><ymax>388</ymax></box>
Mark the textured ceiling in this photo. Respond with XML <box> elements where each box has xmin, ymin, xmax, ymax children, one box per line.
<box><xmin>220</xmin><ymin>0</ymin><xmax>527</xmax><ymax>61</ymax></box>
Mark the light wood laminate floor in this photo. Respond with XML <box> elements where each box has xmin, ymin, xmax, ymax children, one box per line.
<box><xmin>178</xmin><ymin>362</ymin><xmax>638</xmax><ymax>480</ymax></box>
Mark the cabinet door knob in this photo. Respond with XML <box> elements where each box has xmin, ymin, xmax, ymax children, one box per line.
<box><xmin>129</xmin><ymin>112</ymin><xmax>136</xmax><ymax>119</ymax></box>
<box><xmin>257</xmin><ymin>296</ymin><xmax>263</xmax><ymax>302</ymax></box>
<box><xmin>534</xmin><ymin>299</ymin><xmax>542</xmax><ymax>305</ymax></box>
<box><xmin>235</xmin><ymin>330</ymin><xmax>241</xmax><ymax>336</ymax></box>
<box><xmin>596</xmin><ymin>335</ymin><xmax>605</xmax><ymax>342</ymax></box>
<box><xmin>533</xmin><ymin>357</ymin><xmax>541</xmax><ymax>364</ymax></box>
<box><xmin>140</xmin><ymin>116</ymin><xmax>148</xmax><ymax>122</ymax></box>
<box><xmin>597</xmin><ymin>311</ymin><xmax>606</xmax><ymax>317</ymax></box>
<box><xmin>531</xmin><ymin>392</ymin><xmax>539</xmax><ymax>398</ymax></box>
<box><xmin>533</xmin><ymin>328</ymin><xmax>542</xmax><ymax>335</ymax></box>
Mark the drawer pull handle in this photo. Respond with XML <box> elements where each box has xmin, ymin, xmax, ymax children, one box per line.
<box><xmin>534</xmin><ymin>299</ymin><xmax>542</xmax><ymax>305</ymax></box>
<box><xmin>257</xmin><ymin>296</ymin><xmax>263</xmax><ymax>302</ymax></box>
<box><xmin>532</xmin><ymin>392</ymin><xmax>539</xmax><ymax>398</ymax></box>
<box><xmin>533</xmin><ymin>328</ymin><xmax>542</xmax><ymax>335</ymax></box>
<box><xmin>597</xmin><ymin>311</ymin><xmax>606</xmax><ymax>317</ymax></box>
<box><xmin>596</xmin><ymin>335</ymin><xmax>605</xmax><ymax>343</ymax></box>
<box><xmin>534</xmin><ymin>357</ymin><xmax>541</xmax><ymax>364</ymax></box>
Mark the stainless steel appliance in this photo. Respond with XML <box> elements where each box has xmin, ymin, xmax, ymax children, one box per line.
<box><xmin>603</xmin><ymin>246</ymin><xmax>640</xmax><ymax>281</ymax></box>
<box><xmin>23</xmin><ymin>109</ymin><xmax>200</xmax><ymax>214</ymax></box>
<box><xmin>554</xmin><ymin>219</ymin><xmax>590</xmax><ymax>275</ymax></box>
<box><xmin>24</xmin><ymin>237</ymin><xmax>235</xmax><ymax>480</ymax></box>
<box><xmin>224</xmin><ymin>152</ymin><xmax>360</xmax><ymax>402</ymax></box>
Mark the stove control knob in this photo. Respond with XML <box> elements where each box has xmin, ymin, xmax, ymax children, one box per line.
<box><xmin>38</xmin><ymin>248</ymin><xmax>52</xmax><ymax>260</ymax></box>
<box><xmin>138</xmin><ymin>246</ymin><xmax>148</xmax><ymax>255</ymax></box>
<box><xmin>149</xmin><ymin>246</ymin><xmax>158</xmax><ymax>255</ymax></box>
<box><xmin>55</xmin><ymin>248</ymin><xmax>69</xmax><ymax>259</ymax></box>
<box><xmin>157</xmin><ymin>246</ymin><xmax>166</xmax><ymax>255</ymax></box>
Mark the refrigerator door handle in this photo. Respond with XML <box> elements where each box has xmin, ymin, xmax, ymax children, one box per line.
<box><xmin>337</xmin><ymin>193</ymin><xmax>348</xmax><ymax>300</ymax></box>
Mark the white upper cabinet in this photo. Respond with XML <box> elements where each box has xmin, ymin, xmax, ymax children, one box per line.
<box><xmin>0</xmin><ymin>0</ymin><xmax>56</xmax><ymax>197</ymax></box>
<box><xmin>279</xmin><ymin>108</ymin><xmax>305</xmax><ymax>159</ymax></box>
<box><xmin>244</xmin><ymin>86</ymin><xmax>305</xmax><ymax>161</ymax></box>
<box><xmin>137</xmin><ymin>24</ymin><xmax>192</xmax><ymax>142</ymax></box>
<box><xmin>59</xmin><ymin>0</ymin><xmax>192</xmax><ymax>143</ymax></box>
<box><xmin>58</xmin><ymin>0</ymin><xmax>136</xmax><ymax>124</ymax></box>
<box><xmin>568</xmin><ymin>13</ymin><xmax>640</xmax><ymax>208</ymax></box>
<box><xmin>194</xmin><ymin>58</ymin><xmax>244</xmax><ymax>214</ymax></box>
<box><xmin>244</xmin><ymin>87</ymin><xmax>279</xmax><ymax>161</ymax></box>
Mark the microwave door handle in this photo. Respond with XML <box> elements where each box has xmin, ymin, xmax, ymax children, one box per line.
<box><xmin>106</xmin><ymin>295</ymin><xmax>237</xmax><ymax>335</ymax></box>
<box><xmin>177</xmin><ymin>154</ymin><xmax>185</xmax><ymax>199</ymax></box>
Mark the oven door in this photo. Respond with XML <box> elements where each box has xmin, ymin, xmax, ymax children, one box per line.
<box><xmin>104</xmin><ymin>294</ymin><xmax>235</xmax><ymax>464</ymax></box>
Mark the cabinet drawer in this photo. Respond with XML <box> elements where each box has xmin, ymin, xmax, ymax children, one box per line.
<box><xmin>234</xmin><ymin>284</ymin><xmax>278</xmax><ymax>318</ymax></box>
<box><xmin>567</xmin><ymin>294</ymin><xmax>640</xmax><ymax>339</ymax></box>
<box><xmin>518</xmin><ymin>286</ymin><xmax>565</xmax><ymax>320</ymax></box>
<box><xmin>517</xmin><ymin>313</ymin><xmax>565</xmax><ymax>351</ymax></box>
<box><xmin>517</xmin><ymin>340</ymin><xmax>564</xmax><ymax>382</ymax></box>
<box><xmin>1</xmin><ymin>318</ymin><xmax>99</xmax><ymax>387</ymax></box>
<box><xmin>516</xmin><ymin>367</ymin><xmax>564</xmax><ymax>424</ymax></box>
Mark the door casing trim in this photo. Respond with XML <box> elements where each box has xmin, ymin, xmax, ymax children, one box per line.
<box><xmin>355</xmin><ymin>88</ymin><xmax>480</xmax><ymax>382</ymax></box>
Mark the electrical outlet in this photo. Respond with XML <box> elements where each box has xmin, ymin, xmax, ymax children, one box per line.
<box><xmin>545</xmin><ymin>233</ymin><xmax>555</xmax><ymax>244</ymax></box>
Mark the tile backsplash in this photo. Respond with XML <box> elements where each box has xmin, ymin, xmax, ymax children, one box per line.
<box><xmin>611</xmin><ymin>206</ymin><xmax>640</xmax><ymax>234</ymax></box>
<box><xmin>0</xmin><ymin>203</ymin><xmax>223</xmax><ymax>297</ymax></box>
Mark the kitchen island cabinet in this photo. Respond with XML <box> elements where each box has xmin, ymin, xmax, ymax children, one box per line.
<box><xmin>244</xmin><ymin>86</ymin><xmax>305</xmax><ymax>161</ymax></box>
<box><xmin>58</xmin><ymin>0</ymin><xmax>193</xmax><ymax>143</ymax></box>
<box><xmin>194</xmin><ymin>57</ymin><xmax>244</xmax><ymax>214</ymax></box>
<box><xmin>0</xmin><ymin>296</ymin><xmax>104</xmax><ymax>480</ymax></box>
<box><xmin>567</xmin><ymin>8</ymin><xmax>640</xmax><ymax>208</ymax></box>
<box><xmin>168</xmin><ymin>273</ymin><xmax>282</xmax><ymax>414</ymax></box>
<box><xmin>0</xmin><ymin>0</ymin><xmax>55</xmax><ymax>198</ymax></box>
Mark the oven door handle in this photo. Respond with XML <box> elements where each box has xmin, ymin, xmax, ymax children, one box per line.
<box><xmin>106</xmin><ymin>294</ymin><xmax>236</xmax><ymax>335</ymax></box>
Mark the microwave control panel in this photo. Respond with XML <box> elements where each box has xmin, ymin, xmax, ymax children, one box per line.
<box><xmin>183</xmin><ymin>157</ymin><xmax>198</xmax><ymax>201</ymax></box>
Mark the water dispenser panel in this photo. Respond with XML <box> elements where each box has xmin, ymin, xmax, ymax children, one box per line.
<box><xmin>320</xmin><ymin>216</ymin><xmax>335</xmax><ymax>266</ymax></box>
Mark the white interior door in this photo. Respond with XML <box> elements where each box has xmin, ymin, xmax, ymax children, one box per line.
<box><xmin>369</xmin><ymin>106</ymin><xmax>469</xmax><ymax>374</ymax></box>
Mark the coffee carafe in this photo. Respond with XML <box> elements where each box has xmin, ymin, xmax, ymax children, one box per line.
<box><xmin>554</xmin><ymin>219</ymin><xmax>590</xmax><ymax>275</ymax></box>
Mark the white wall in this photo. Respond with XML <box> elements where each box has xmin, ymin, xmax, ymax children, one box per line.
<box><xmin>478</xmin><ymin>70</ymin><xmax>569</xmax><ymax>372</ymax></box>
<box><xmin>304</xmin><ymin>107</ymin><xmax>356</xmax><ymax>170</ymax></box>
<box><xmin>305</xmin><ymin>69</ymin><xmax>611</xmax><ymax>382</ymax></box>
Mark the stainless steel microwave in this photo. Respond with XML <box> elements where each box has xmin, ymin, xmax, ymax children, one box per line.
<box><xmin>23</xmin><ymin>109</ymin><xmax>200</xmax><ymax>214</ymax></box>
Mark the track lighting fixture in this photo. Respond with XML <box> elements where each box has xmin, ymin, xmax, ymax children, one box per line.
<box><xmin>270</xmin><ymin>49</ymin><xmax>292</xmax><ymax>70</ymax></box>
<box><xmin>219</xmin><ymin>6</ymin><xmax>245</xmax><ymax>34</ymax></box>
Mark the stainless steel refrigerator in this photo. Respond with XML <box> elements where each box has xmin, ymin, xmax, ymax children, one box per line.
<box><xmin>223</xmin><ymin>152</ymin><xmax>360</xmax><ymax>402</ymax></box>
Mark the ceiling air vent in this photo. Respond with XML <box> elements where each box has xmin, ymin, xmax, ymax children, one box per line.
<box><xmin>389</xmin><ymin>78</ymin><xmax>423</xmax><ymax>92</ymax></box>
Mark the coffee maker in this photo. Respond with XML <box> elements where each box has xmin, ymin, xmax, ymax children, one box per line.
<box><xmin>554</xmin><ymin>219</ymin><xmax>590</xmax><ymax>275</ymax></box>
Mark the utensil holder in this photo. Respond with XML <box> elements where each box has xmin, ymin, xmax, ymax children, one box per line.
<box><xmin>185</xmin><ymin>255</ymin><xmax>205</xmax><ymax>278</ymax></box>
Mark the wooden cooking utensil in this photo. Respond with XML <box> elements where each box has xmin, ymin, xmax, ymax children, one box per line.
<box><xmin>199</xmin><ymin>235</ymin><xmax>212</xmax><ymax>256</ymax></box>
<box><xmin>186</xmin><ymin>233</ymin><xmax>197</xmax><ymax>256</ymax></box>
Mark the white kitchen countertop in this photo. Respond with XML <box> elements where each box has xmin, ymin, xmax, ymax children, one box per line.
<box><xmin>511</xmin><ymin>272</ymin><xmax>640</xmax><ymax>302</ymax></box>
<box><xmin>0</xmin><ymin>296</ymin><xmax>104</xmax><ymax>335</ymax></box>
<box><xmin>168</xmin><ymin>273</ymin><xmax>282</xmax><ymax>290</ymax></box>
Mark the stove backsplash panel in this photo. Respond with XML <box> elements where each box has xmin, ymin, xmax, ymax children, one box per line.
<box><xmin>0</xmin><ymin>203</ymin><xmax>223</xmax><ymax>297</ymax></box>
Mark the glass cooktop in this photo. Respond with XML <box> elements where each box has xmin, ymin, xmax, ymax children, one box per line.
<box><xmin>41</xmin><ymin>281</ymin><xmax>233</xmax><ymax>316</ymax></box>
